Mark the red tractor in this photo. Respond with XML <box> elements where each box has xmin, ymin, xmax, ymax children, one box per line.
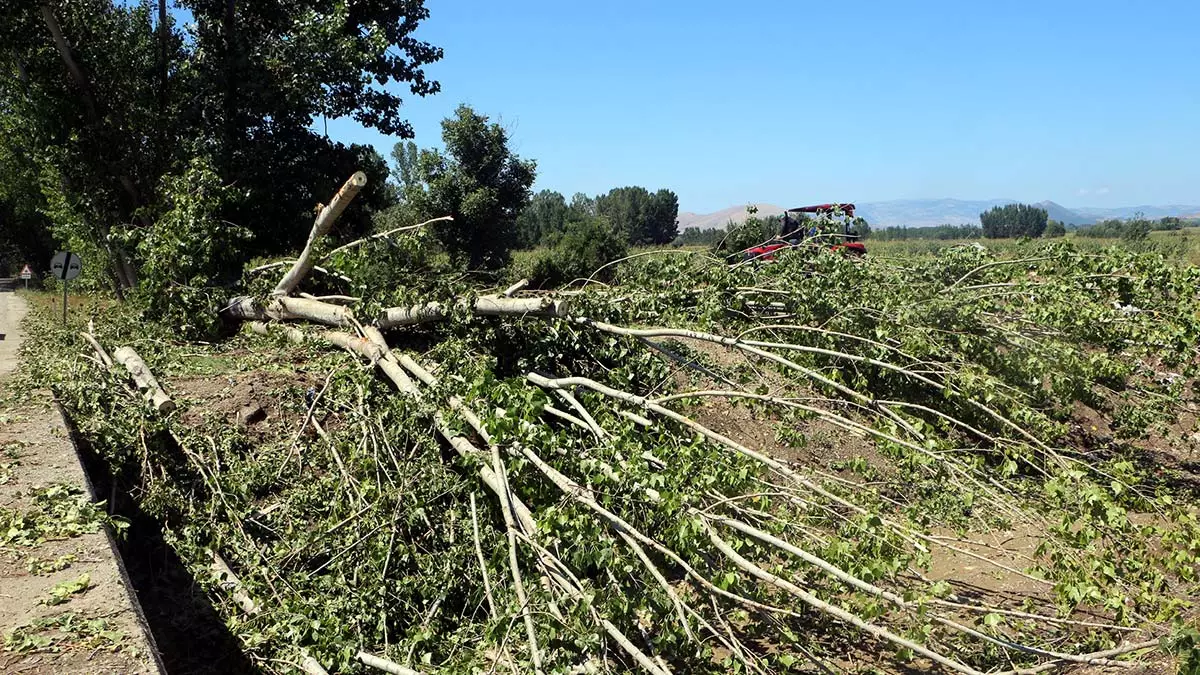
<box><xmin>743</xmin><ymin>203</ymin><xmax>867</xmax><ymax>261</ymax></box>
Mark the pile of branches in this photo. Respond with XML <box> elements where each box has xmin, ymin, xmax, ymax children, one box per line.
<box><xmin>49</xmin><ymin>173</ymin><xmax>1200</xmax><ymax>674</ymax></box>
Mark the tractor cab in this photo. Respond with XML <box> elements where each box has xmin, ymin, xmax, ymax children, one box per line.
<box><xmin>744</xmin><ymin>203</ymin><xmax>867</xmax><ymax>261</ymax></box>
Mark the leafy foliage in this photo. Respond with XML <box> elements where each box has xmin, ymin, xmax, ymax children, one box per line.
<box><xmin>980</xmin><ymin>203</ymin><xmax>1049</xmax><ymax>238</ymax></box>
<box><xmin>871</xmin><ymin>223</ymin><xmax>983</xmax><ymax>241</ymax></box>
<box><xmin>131</xmin><ymin>156</ymin><xmax>249</xmax><ymax>338</ymax></box>
<box><xmin>0</xmin><ymin>0</ymin><xmax>439</xmax><ymax>287</ymax></box>
<box><xmin>3</xmin><ymin>612</ymin><xmax>125</xmax><ymax>655</ymax></box>
<box><xmin>22</xmin><ymin>236</ymin><xmax>1200</xmax><ymax>674</ymax></box>
<box><xmin>0</xmin><ymin>484</ymin><xmax>117</xmax><ymax>547</ymax></box>
<box><xmin>595</xmin><ymin>185</ymin><xmax>680</xmax><ymax>245</ymax></box>
<box><xmin>404</xmin><ymin>105</ymin><xmax>536</xmax><ymax>269</ymax></box>
<box><xmin>517</xmin><ymin>215</ymin><xmax>628</xmax><ymax>287</ymax></box>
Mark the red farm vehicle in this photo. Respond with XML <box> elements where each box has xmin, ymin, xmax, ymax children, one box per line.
<box><xmin>743</xmin><ymin>203</ymin><xmax>867</xmax><ymax>262</ymax></box>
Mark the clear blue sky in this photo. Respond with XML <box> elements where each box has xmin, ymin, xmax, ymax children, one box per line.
<box><xmin>322</xmin><ymin>0</ymin><xmax>1200</xmax><ymax>213</ymax></box>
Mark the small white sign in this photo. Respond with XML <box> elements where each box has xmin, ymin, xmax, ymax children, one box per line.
<box><xmin>50</xmin><ymin>251</ymin><xmax>82</xmax><ymax>281</ymax></box>
<box><xmin>19</xmin><ymin>265</ymin><xmax>32</xmax><ymax>280</ymax></box>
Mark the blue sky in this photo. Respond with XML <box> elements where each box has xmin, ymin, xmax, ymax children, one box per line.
<box><xmin>322</xmin><ymin>0</ymin><xmax>1200</xmax><ymax>213</ymax></box>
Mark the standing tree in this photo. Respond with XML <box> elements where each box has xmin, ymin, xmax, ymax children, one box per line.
<box><xmin>980</xmin><ymin>203</ymin><xmax>1048</xmax><ymax>238</ymax></box>
<box><xmin>644</xmin><ymin>188</ymin><xmax>680</xmax><ymax>244</ymax></box>
<box><xmin>391</xmin><ymin>140</ymin><xmax>421</xmax><ymax>192</ymax></box>
<box><xmin>405</xmin><ymin>105</ymin><xmax>537</xmax><ymax>269</ymax></box>
<box><xmin>595</xmin><ymin>186</ymin><xmax>680</xmax><ymax>245</ymax></box>
<box><xmin>516</xmin><ymin>190</ymin><xmax>569</xmax><ymax>248</ymax></box>
<box><xmin>0</xmin><ymin>0</ymin><xmax>441</xmax><ymax>291</ymax></box>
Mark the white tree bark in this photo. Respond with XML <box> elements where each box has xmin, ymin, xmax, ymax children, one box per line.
<box><xmin>112</xmin><ymin>346</ymin><xmax>175</xmax><ymax>413</ymax></box>
<box><xmin>224</xmin><ymin>296</ymin><xmax>354</xmax><ymax>327</ymax></box>
<box><xmin>357</xmin><ymin>651</ymin><xmax>424</xmax><ymax>675</ymax></box>
<box><xmin>273</xmin><ymin>171</ymin><xmax>368</xmax><ymax>296</ymax></box>
<box><xmin>209</xmin><ymin>549</ymin><xmax>259</xmax><ymax>615</ymax></box>
<box><xmin>377</xmin><ymin>296</ymin><xmax>568</xmax><ymax>329</ymax></box>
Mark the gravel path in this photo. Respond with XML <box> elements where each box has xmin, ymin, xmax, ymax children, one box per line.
<box><xmin>0</xmin><ymin>292</ymin><xmax>158</xmax><ymax>673</ymax></box>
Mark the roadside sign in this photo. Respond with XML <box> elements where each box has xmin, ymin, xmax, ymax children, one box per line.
<box><xmin>50</xmin><ymin>251</ymin><xmax>81</xmax><ymax>324</ymax></box>
<box><xmin>19</xmin><ymin>265</ymin><xmax>32</xmax><ymax>280</ymax></box>
<box><xmin>50</xmin><ymin>251</ymin><xmax>81</xmax><ymax>281</ymax></box>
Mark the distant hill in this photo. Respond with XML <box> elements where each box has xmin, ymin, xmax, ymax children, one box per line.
<box><xmin>1033</xmin><ymin>201</ymin><xmax>1091</xmax><ymax>226</ymax></box>
<box><xmin>677</xmin><ymin>204</ymin><xmax>784</xmax><ymax>231</ymax></box>
<box><xmin>678</xmin><ymin>199</ymin><xmax>1200</xmax><ymax>230</ymax></box>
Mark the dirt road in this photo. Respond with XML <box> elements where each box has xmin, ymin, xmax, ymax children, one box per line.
<box><xmin>0</xmin><ymin>291</ymin><xmax>26</xmax><ymax>378</ymax></box>
<box><xmin>0</xmin><ymin>292</ymin><xmax>157</xmax><ymax>673</ymax></box>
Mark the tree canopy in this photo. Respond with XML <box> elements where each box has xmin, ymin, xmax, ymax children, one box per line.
<box><xmin>979</xmin><ymin>204</ymin><xmax>1048</xmax><ymax>238</ymax></box>
<box><xmin>514</xmin><ymin>186</ymin><xmax>679</xmax><ymax>249</ymax></box>
<box><xmin>403</xmin><ymin>104</ymin><xmax>537</xmax><ymax>269</ymax></box>
<box><xmin>0</xmin><ymin>0</ymin><xmax>440</xmax><ymax>287</ymax></box>
<box><xmin>595</xmin><ymin>186</ymin><xmax>679</xmax><ymax>245</ymax></box>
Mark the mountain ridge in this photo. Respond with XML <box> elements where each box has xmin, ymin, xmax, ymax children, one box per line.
<box><xmin>677</xmin><ymin>200</ymin><xmax>1200</xmax><ymax>230</ymax></box>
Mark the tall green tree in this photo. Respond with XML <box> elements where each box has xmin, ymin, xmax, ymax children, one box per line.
<box><xmin>390</xmin><ymin>140</ymin><xmax>421</xmax><ymax>192</ymax></box>
<box><xmin>0</xmin><ymin>0</ymin><xmax>441</xmax><ymax>291</ymax></box>
<box><xmin>980</xmin><ymin>203</ymin><xmax>1048</xmax><ymax>238</ymax></box>
<box><xmin>405</xmin><ymin>105</ymin><xmax>537</xmax><ymax>269</ymax></box>
<box><xmin>516</xmin><ymin>190</ymin><xmax>569</xmax><ymax>248</ymax></box>
<box><xmin>595</xmin><ymin>186</ymin><xmax>679</xmax><ymax>245</ymax></box>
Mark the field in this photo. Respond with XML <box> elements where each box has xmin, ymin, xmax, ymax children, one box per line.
<box><xmin>9</xmin><ymin>231</ymin><xmax>1200</xmax><ymax>675</ymax></box>
<box><xmin>865</xmin><ymin>229</ymin><xmax>1200</xmax><ymax>264</ymax></box>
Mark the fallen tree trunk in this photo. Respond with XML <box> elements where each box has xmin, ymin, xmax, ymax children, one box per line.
<box><xmin>247</xmin><ymin>321</ymin><xmax>306</xmax><ymax>344</ymax></box>
<box><xmin>224</xmin><ymin>296</ymin><xmax>355</xmax><ymax>327</ymax></box>
<box><xmin>113</xmin><ymin>346</ymin><xmax>175</xmax><ymax>413</ymax></box>
<box><xmin>274</xmin><ymin>172</ymin><xmax>368</xmax><ymax>296</ymax></box>
<box><xmin>357</xmin><ymin>651</ymin><xmax>424</xmax><ymax>675</ymax></box>
<box><xmin>377</xmin><ymin>296</ymin><xmax>568</xmax><ymax>329</ymax></box>
<box><xmin>209</xmin><ymin>549</ymin><xmax>259</xmax><ymax>615</ymax></box>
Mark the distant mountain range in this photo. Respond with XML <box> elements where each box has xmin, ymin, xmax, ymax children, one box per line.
<box><xmin>677</xmin><ymin>200</ymin><xmax>1200</xmax><ymax>230</ymax></box>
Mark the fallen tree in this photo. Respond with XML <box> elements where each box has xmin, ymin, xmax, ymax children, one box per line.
<box><xmin>40</xmin><ymin>174</ymin><xmax>1200</xmax><ymax>674</ymax></box>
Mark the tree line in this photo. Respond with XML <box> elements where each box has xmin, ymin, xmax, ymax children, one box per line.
<box><xmin>515</xmin><ymin>186</ymin><xmax>679</xmax><ymax>249</ymax></box>
<box><xmin>1075</xmin><ymin>215</ymin><xmax>1196</xmax><ymax>241</ymax></box>
<box><xmin>979</xmin><ymin>204</ymin><xmax>1048</xmax><ymax>238</ymax></box>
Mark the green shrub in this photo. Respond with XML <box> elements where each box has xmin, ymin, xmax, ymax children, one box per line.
<box><xmin>713</xmin><ymin>216</ymin><xmax>778</xmax><ymax>258</ymax></box>
<box><xmin>133</xmin><ymin>157</ymin><xmax>249</xmax><ymax>338</ymax></box>
<box><xmin>520</xmin><ymin>216</ymin><xmax>627</xmax><ymax>288</ymax></box>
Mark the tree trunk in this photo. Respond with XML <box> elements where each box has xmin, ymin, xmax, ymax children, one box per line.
<box><xmin>377</xmin><ymin>296</ymin><xmax>568</xmax><ymax>329</ymax></box>
<box><xmin>41</xmin><ymin>3</ymin><xmax>144</xmax><ymax>292</ymax></box>
<box><xmin>113</xmin><ymin>346</ymin><xmax>175</xmax><ymax>412</ymax></box>
<box><xmin>224</xmin><ymin>296</ymin><xmax>354</xmax><ymax>327</ymax></box>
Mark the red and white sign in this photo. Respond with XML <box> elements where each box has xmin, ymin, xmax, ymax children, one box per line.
<box><xmin>19</xmin><ymin>265</ymin><xmax>32</xmax><ymax>280</ymax></box>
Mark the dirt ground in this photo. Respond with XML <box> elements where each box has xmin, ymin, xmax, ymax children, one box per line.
<box><xmin>0</xmin><ymin>292</ymin><xmax>158</xmax><ymax>673</ymax></box>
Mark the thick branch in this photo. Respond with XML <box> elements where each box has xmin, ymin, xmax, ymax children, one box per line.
<box><xmin>113</xmin><ymin>346</ymin><xmax>175</xmax><ymax>413</ymax></box>
<box><xmin>273</xmin><ymin>172</ymin><xmax>368</xmax><ymax>296</ymax></box>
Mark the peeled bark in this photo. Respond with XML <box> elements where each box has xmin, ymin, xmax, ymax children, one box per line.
<box><xmin>113</xmin><ymin>346</ymin><xmax>175</xmax><ymax>413</ymax></box>
<box><xmin>377</xmin><ymin>296</ymin><xmax>568</xmax><ymax>329</ymax></box>
<box><xmin>273</xmin><ymin>172</ymin><xmax>368</xmax><ymax>296</ymax></box>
